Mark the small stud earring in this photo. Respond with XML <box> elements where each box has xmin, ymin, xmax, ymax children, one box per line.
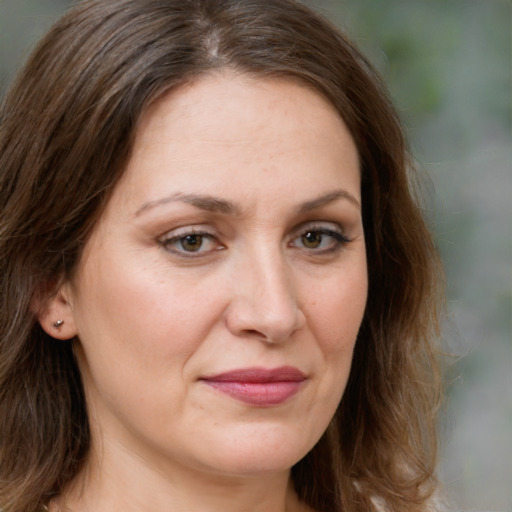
<box><xmin>53</xmin><ymin>319</ymin><xmax>64</xmax><ymax>329</ymax></box>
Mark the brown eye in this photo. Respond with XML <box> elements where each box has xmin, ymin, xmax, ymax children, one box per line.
<box><xmin>301</xmin><ymin>231</ymin><xmax>323</xmax><ymax>249</ymax></box>
<box><xmin>180</xmin><ymin>234</ymin><xmax>204</xmax><ymax>252</ymax></box>
<box><xmin>160</xmin><ymin>229</ymin><xmax>223</xmax><ymax>257</ymax></box>
<box><xmin>291</xmin><ymin>226</ymin><xmax>350</xmax><ymax>253</ymax></box>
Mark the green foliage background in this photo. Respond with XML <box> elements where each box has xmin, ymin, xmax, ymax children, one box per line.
<box><xmin>1</xmin><ymin>0</ymin><xmax>511</xmax><ymax>509</ymax></box>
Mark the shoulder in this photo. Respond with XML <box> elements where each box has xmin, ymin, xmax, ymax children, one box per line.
<box><xmin>371</xmin><ymin>493</ymin><xmax>453</xmax><ymax>512</ymax></box>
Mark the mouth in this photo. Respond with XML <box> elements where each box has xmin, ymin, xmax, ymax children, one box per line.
<box><xmin>200</xmin><ymin>366</ymin><xmax>307</xmax><ymax>407</ymax></box>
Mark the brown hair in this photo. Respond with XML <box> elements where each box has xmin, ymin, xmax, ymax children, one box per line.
<box><xmin>0</xmin><ymin>1</ymin><xmax>443</xmax><ymax>511</ymax></box>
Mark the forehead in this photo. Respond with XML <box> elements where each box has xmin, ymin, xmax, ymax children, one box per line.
<box><xmin>108</xmin><ymin>71</ymin><xmax>360</xmax><ymax>214</ymax></box>
<box><xmin>144</xmin><ymin>71</ymin><xmax>355</xmax><ymax>151</ymax></box>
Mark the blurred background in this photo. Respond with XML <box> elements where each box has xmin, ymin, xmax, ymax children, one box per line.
<box><xmin>1</xmin><ymin>0</ymin><xmax>510</xmax><ymax>510</ymax></box>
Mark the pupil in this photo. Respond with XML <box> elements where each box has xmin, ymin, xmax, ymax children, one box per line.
<box><xmin>303</xmin><ymin>231</ymin><xmax>321</xmax><ymax>248</ymax></box>
<box><xmin>182</xmin><ymin>234</ymin><xmax>203</xmax><ymax>251</ymax></box>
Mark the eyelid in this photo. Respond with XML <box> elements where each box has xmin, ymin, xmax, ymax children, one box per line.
<box><xmin>159</xmin><ymin>225</ymin><xmax>215</xmax><ymax>239</ymax></box>
<box><xmin>292</xmin><ymin>221</ymin><xmax>351</xmax><ymax>241</ymax></box>
<box><xmin>289</xmin><ymin>222</ymin><xmax>352</xmax><ymax>252</ymax></box>
<box><xmin>158</xmin><ymin>226</ymin><xmax>224</xmax><ymax>257</ymax></box>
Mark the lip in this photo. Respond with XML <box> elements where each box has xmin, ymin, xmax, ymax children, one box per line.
<box><xmin>200</xmin><ymin>366</ymin><xmax>307</xmax><ymax>407</ymax></box>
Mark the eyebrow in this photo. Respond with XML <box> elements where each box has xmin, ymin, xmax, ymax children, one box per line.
<box><xmin>135</xmin><ymin>192</ymin><xmax>241</xmax><ymax>217</ymax></box>
<box><xmin>297</xmin><ymin>189</ymin><xmax>361</xmax><ymax>213</ymax></box>
<box><xmin>134</xmin><ymin>188</ymin><xmax>360</xmax><ymax>217</ymax></box>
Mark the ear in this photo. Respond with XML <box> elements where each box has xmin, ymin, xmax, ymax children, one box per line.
<box><xmin>33</xmin><ymin>283</ymin><xmax>78</xmax><ymax>341</ymax></box>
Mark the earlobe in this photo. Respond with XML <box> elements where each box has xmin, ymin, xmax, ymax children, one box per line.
<box><xmin>33</xmin><ymin>284</ymin><xmax>78</xmax><ymax>341</ymax></box>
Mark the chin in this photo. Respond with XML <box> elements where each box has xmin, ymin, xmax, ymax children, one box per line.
<box><xmin>193</xmin><ymin>424</ymin><xmax>319</xmax><ymax>477</ymax></box>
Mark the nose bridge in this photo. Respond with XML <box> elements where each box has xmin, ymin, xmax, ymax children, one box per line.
<box><xmin>251</xmin><ymin>244</ymin><xmax>293</xmax><ymax>312</ymax></box>
<box><xmin>228</xmin><ymin>238</ymin><xmax>304</xmax><ymax>342</ymax></box>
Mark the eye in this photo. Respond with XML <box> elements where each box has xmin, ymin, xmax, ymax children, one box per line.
<box><xmin>159</xmin><ymin>229</ymin><xmax>224</xmax><ymax>257</ymax></box>
<box><xmin>290</xmin><ymin>226</ymin><xmax>350</xmax><ymax>253</ymax></box>
<box><xmin>177</xmin><ymin>234</ymin><xmax>207</xmax><ymax>252</ymax></box>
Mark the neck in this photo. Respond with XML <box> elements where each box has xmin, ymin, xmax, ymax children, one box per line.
<box><xmin>54</xmin><ymin>439</ymin><xmax>310</xmax><ymax>512</ymax></box>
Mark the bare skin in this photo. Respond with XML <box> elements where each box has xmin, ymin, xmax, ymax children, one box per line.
<box><xmin>40</xmin><ymin>71</ymin><xmax>366</xmax><ymax>512</ymax></box>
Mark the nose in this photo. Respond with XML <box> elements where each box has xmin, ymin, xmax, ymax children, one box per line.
<box><xmin>225</xmin><ymin>248</ymin><xmax>306</xmax><ymax>343</ymax></box>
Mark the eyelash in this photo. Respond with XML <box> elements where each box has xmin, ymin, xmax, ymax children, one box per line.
<box><xmin>158</xmin><ymin>224</ymin><xmax>351</xmax><ymax>259</ymax></box>
<box><xmin>158</xmin><ymin>228</ymin><xmax>223</xmax><ymax>258</ymax></box>
<box><xmin>289</xmin><ymin>225</ymin><xmax>351</xmax><ymax>253</ymax></box>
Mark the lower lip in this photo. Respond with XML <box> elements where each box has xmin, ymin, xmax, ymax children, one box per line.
<box><xmin>202</xmin><ymin>381</ymin><xmax>303</xmax><ymax>406</ymax></box>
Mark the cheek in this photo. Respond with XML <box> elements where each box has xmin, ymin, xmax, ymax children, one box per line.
<box><xmin>74</xmin><ymin>252</ymin><xmax>225</xmax><ymax>362</ymax></box>
<box><xmin>70</xmin><ymin>256</ymin><xmax>218</xmax><ymax>424</ymax></box>
<box><xmin>307</xmin><ymin>266</ymin><xmax>368</xmax><ymax>356</ymax></box>
<box><xmin>295</xmin><ymin>267</ymin><xmax>367</xmax><ymax>446</ymax></box>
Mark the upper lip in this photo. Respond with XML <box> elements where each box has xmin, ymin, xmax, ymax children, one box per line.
<box><xmin>201</xmin><ymin>366</ymin><xmax>306</xmax><ymax>383</ymax></box>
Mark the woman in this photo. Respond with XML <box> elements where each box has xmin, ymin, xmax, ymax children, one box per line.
<box><xmin>0</xmin><ymin>1</ymin><xmax>444</xmax><ymax>511</ymax></box>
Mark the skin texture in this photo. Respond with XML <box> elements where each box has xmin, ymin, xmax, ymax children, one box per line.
<box><xmin>40</xmin><ymin>72</ymin><xmax>368</xmax><ymax>512</ymax></box>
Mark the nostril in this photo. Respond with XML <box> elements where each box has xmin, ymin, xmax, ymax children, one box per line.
<box><xmin>242</xmin><ymin>329</ymin><xmax>266</xmax><ymax>339</ymax></box>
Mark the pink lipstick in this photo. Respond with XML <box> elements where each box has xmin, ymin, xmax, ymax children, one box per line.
<box><xmin>201</xmin><ymin>366</ymin><xmax>306</xmax><ymax>406</ymax></box>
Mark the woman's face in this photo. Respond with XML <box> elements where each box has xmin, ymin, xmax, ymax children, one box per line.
<box><xmin>62</xmin><ymin>72</ymin><xmax>367</xmax><ymax>478</ymax></box>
